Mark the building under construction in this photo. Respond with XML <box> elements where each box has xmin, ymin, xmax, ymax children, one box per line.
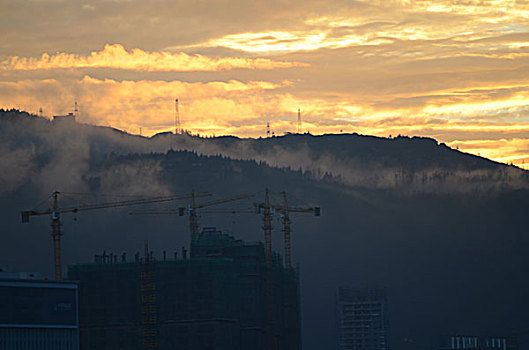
<box><xmin>67</xmin><ymin>227</ymin><xmax>301</xmax><ymax>350</ymax></box>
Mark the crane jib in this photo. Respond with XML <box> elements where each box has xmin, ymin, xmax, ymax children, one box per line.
<box><xmin>20</xmin><ymin>192</ymin><xmax>212</xmax><ymax>223</ymax></box>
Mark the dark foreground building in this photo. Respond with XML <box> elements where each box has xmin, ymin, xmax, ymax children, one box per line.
<box><xmin>335</xmin><ymin>286</ymin><xmax>388</xmax><ymax>350</ymax></box>
<box><xmin>0</xmin><ymin>271</ymin><xmax>79</xmax><ymax>350</ymax></box>
<box><xmin>68</xmin><ymin>228</ymin><xmax>301</xmax><ymax>350</ymax></box>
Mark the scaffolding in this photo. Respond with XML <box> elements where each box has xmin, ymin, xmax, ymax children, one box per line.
<box><xmin>141</xmin><ymin>240</ymin><xmax>157</xmax><ymax>349</ymax></box>
<box><xmin>67</xmin><ymin>229</ymin><xmax>300</xmax><ymax>350</ymax></box>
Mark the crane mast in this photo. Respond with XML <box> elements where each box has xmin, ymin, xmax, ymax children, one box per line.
<box><xmin>280</xmin><ymin>192</ymin><xmax>292</xmax><ymax>269</ymax></box>
<box><xmin>51</xmin><ymin>191</ymin><xmax>62</xmax><ymax>280</ymax></box>
<box><xmin>189</xmin><ymin>190</ymin><xmax>199</xmax><ymax>241</ymax></box>
<box><xmin>262</xmin><ymin>188</ymin><xmax>273</xmax><ymax>270</ymax></box>
<box><xmin>261</xmin><ymin>188</ymin><xmax>275</xmax><ymax>350</ymax></box>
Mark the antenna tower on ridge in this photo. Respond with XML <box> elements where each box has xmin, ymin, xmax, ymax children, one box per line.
<box><xmin>175</xmin><ymin>98</ymin><xmax>180</xmax><ymax>134</ymax></box>
<box><xmin>297</xmin><ymin>108</ymin><xmax>301</xmax><ymax>134</ymax></box>
<box><xmin>74</xmin><ymin>101</ymin><xmax>79</xmax><ymax>120</ymax></box>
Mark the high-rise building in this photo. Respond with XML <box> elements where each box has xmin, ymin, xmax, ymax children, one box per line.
<box><xmin>67</xmin><ymin>227</ymin><xmax>301</xmax><ymax>350</ymax></box>
<box><xmin>335</xmin><ymin>286</ymin><xmax>388</xmax><ymax>350</ymax></box>
<box><xmin>0</xmin><ymin>271</ymin><xmax>79</xmax><ymax>350</ymax></box>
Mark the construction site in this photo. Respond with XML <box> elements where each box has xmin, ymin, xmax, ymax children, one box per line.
<box><xmin>14</xmin><ymin>188</ymin><xmax>320</xmax><ymax>350</ymax></box>
<box><xmin>68</xmin><ymin>229</ymin><xmax>300</xmax><ymax>350</ymax></box>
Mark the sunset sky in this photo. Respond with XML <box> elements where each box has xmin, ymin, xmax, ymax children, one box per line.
<box><xmin>2</xmin><ymin>0</ymin><xmax>529</xmax><ymax>166</ymax></box>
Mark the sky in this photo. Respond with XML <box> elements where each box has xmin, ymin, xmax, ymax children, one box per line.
<box><xmin>2</xmin><ymin>0</ymin><xmax>529</xmax><ymax>167</ymax></box>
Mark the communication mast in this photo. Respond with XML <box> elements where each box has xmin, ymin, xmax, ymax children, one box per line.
<box><xmin>297</xmin><ymin>109</ymin><xmax>301</xmax><ymax>134</ymax></box>
<box><xmin>175</xmin><ymin>98</ymin><xmax>180</xmax><ymax>134</ymax></box>
<box><xmin>74</xmin><ymin>101</ymin><xmax>79</xmax><ymax>120</ymax></box>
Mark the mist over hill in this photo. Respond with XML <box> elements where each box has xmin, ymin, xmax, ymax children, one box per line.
<box><xmin>2</xmin><ymin>109</ymin><xmax>527</xmax><ymax>196</ymax></box>
<box><xmin>1</xmin><ymin>109</ymin><xmax>529</xmax><ymax>350</ymax></box>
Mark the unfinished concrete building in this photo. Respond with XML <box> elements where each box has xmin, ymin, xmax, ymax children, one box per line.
<box><xmin>67</xmin><ymin>227</ymin><xmax>301</xmax><ymax>350</ymax></box>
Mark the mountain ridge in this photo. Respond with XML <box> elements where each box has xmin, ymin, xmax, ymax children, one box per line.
<box><xmin>2</xmin><ymin>108</ymin><xmax>526</xmax><ymax>195</ymax></box>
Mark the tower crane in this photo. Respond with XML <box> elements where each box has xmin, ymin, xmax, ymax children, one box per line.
<box><xmin>255</xmin><ymin>188</ymin><xmax>275</xmax><ymax>350</ymax></box>
<box><xmin>200</xmin><ymin>191</ymin><xmax>321</xmax><ymax>268</ymax></box>
<box><xmin>254</xmin><ymin>188</ymin><xmax>320</xmax><ymax>350</ymax></box>
<box><xmin>21</xmin><ymin>190</ymin><xmax>211</xmax><ymax>280</ymax></box>
<box><xmin>275</xmin><ymin>191</ymin><xmax>320</xmax><ymax>270</ymax></box>
<box><xmin>253</xmin><ymin>189</ymin><xmax>321</xmax><ymax>269</ymax></box>
<box><xmin>129</xmin><ymin>190</ymin><xmax>254</xmax><ymax>257</ymax></box>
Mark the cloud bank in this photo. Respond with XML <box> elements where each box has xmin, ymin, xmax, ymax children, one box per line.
<box><xmin>0</xmin><ymin>44</ymin><xmax>308</xmax><ymax>72</ymax></box>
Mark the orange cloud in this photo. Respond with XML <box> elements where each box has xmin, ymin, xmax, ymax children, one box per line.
<box><xmin>0</xmin><ymin>44</ymin><xmax>308</xmax><ymax>72</ymax></box>
<box><xmin>447</xmin><ymin>138</ymin><xmax>529</xmax><ymax>168</ymax></box>
<box><xmin>2</xmin><ymin>76</ymin><xmax>529</xmax><ymax>167</ymax></box>
<box><xmin>0</xmin><ymin>76</ymin><xmax>288</xmax><ymax>134</ymax></box>
<box><xmin>195</xmin><ymin>0</ymin><xmax>529</xmax><ymax>57</ymax></box>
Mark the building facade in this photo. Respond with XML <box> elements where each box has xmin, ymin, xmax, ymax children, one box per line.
<box><xmin>52</xmin><ymin>112</ymin><xmax>76</xmax><ymax>123</ymax></box>
<box><xmin>0</xmin><ymin>272</ymin><xmax>79</xmax><ymax>350</ymax></box>
<box><xmin>68</xmin><ymin>228</ymin><xmax>301</xmax><ymax>350</ymax></box>
<box><xmin>439</xmin><ymin>335</ymin><xmax>512</xmax><ymax>350</ymax></box>
<box><xmin>336</xmin><ymin>286</ymin><xmax>388</xmax><ymax>350</ymax></box>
